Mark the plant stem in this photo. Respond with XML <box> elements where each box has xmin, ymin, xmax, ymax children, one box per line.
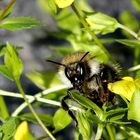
<box><xmin>118</xmin><ymin>23</ymin><xmax>140</xmax><ymax>41</ymax></box>
<box><xmin>71</xmin><ymin>3</ymin><xmax>113</xmax><ymax>61</ymax></box>
<box><xmin>0</xmin><ymin>0</ymin><xmax>16</xmax><ymax>22</ymax></box>
<box><xmin>134</xmin><ymin>47</ymin><xmax>140</xmax><ymax>66</ymax></box>
<box><xmin>95</xmin><ymin>124</ymin><xmax>104</xmax><ymax>140</ymax></box>
<box><xmin>0</xmin><ymin>85</ymin><xmax>80</xmax><ymax>116</ymax></box>
<box><xmin>106</xmin><ymin>125</ymin><xmax>115</xmax><ymax>140</ymax></box>
<box><xmin>12</xmin><ymin>85</ymin><xmax>67</xmax><ymax>116</ymax></box>
<box><xmin>15</xmin><ymin>79</ymin><xmax>56</xmax><ymax>140</ymax></box>
<box><xmin>0</xmin><ymin>89</ymin><xmax>60</xmax><ymax>106</ymax></box>
<box><xmin>128</xmin><ymin>64</ymin><xmax>140</xmax><ymax>72</ymax></box>
<box><xmin>0</xmin><ymin>89</ymin><xmax>61</xmax><ymax>117</ymax></box>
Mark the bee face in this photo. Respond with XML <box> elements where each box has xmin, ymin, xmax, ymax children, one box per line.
<box><xmin>65</xmin><ymin>62</ymin><xmax>85</xmax><ymax>88</ymax></box>
<box><xmin>58</xmin><ymin>52</ymin><xmax>101</xmax><ymax>89</ymax></box>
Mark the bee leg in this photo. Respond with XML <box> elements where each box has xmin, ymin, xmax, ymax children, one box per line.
<box><xmin>95</xmin><ymin>75</ymin><xmax>104</xmax><ymax>96</ymax></box>
<box><xmin>95</xmin><ymin>75</ymin><xmax>108</xmax><ymax>104</ymax></box>
<box><xmin>61</xmin><ymin>94</ymin><xmax>78</xmax><ymax>126</ymax></box>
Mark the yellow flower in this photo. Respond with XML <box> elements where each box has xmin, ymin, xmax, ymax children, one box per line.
<box><xmin>14</xmin><ymin>121</ymin><xmax>35</xmax><ymax>140</ymax></box>
<box><xmin>108</xmin><ymin>77</ymin><xmax>136</xmax><ymax>101</ymax></box>
<box><xmin>55</xmin><ymin>0</ymin><xmax>74</xmax><ymax>8</ymax></box>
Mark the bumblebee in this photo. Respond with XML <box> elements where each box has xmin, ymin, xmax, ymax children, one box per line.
<box><xmin>47</xmin><ymin>52</ymin><xmax>119</xmax><ymax>124</ymax></box>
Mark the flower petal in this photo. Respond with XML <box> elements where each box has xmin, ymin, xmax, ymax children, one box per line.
<box><xmin>108</xmin><ymin>77</ymin><xmax>135</xmax><ymax>101</ymax></box>
<box><xmin>14</xmin><ymin>121</ymin><xmax>35</xmax><ymax>140</ymax></box>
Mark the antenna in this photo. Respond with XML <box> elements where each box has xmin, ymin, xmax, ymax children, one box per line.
<box><xmin>80</xmin><ymin>52</ymin><xmax>89</xmax><ymax>61</ymax></box>
<box><xmin>46</xmin><ymin>59</ymin><xmax>66</xmax><ymax>67</ymax></box>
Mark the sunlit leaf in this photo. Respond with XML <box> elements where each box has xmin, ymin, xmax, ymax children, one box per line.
<box><xmin>135</xmin><ymin>79</ymin><xmax>140</xmax><ymax>88</ymax></box>
<box><xmin>4</xmin><ymin>42</ymin><xmax>23</xmax><ymax>80</ymax></box>
<box><xmin>105</xmin><ymin>108</ymin><xmax>128</xmax><ymax>120</ymax></box>
<box><xmin>0</xmin><ymin>17</ymin><xmax>41</xmax><ymax>30</ymax></box>
<box><xmin>76</xmin><ymin>0</ymin><xmax>93</xmax><ymax>12</ymax></box>
<box><xmin>77</xmin><ymin>112</ymin><xmax>92</xmax><ymax>140</ymax></box>
<box><xmin>0</xmin><ymin>44</ymin><xmax>6</xmax><ymax>57</ymax></box>
<box><xmin>0</xmin><ymin>64</ymin><xmax>14</xmax><ymax>80</ymax></box>
<box><xmin>53</xmin><ymin>108</ymin><xmax>72</xmax><ymax>132</ymax></box>
<box><xmin>72</xmin><ymin>92</ymin><xmax>103</xmax><ymax>117</ymax></box>
<box><xmin>54</xmin><ymin>0</ymin><xmax>74</xmax><ymax>8</ymax></box>
<box><xmin>54</xmin><ymin>46</ymin><xmax>74</xmax><ymax>55</ymax></box>
<box><xmin>86</xmin><ymin>110</ymin><xmax>101</xmax><ymax>124</ymax></box>
<box><xmin>86</xmin><ymin>12</ymin><xmax>119</xmax><ymax>35</ymax></box>
<box><xmin>0</xmin><ymin>96</ymin><xmax>9</xmax><ymax>120</ymax></box>
<box><xmin>0</xmin><ymin>117</ymin><xmax>19</xmax><ymax>140</ymax></box>
<box><xmin>26</xmin><ymin>71</ymin><xmax>62</xmax><ymax>89</ymax></box>
<box><xmin>56</xmin><ymin>9</ymin><xmax>80</xmax><ymax>34</ymax></box>
<box><xmin>68</xmin><ymin>37</ymin><xmax>109</xmax><ymax>63</ymax></box>
<box><xmin>0</xmin><ymin>132</ymin><xmax>3</xmax><ymax>140</ymax></box>
<box><xmin>14</xmin><ymin>121</ymin><xmax>35</xmax><ymax>140</ymax></box>
<box><xmin>135</xmin><ymin>69</ymin><xmax>140</xmax><ymax>78</ymax></box>
<box><xmin>109</xmin><ymin>114</ymin><xmax>125</xmax><ymax>122</ymax></box>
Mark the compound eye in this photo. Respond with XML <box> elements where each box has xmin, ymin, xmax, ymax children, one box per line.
<box><xmin>77</xmin><ymin>63</ymin><xmax>84</xmax><ymax>76</ymax></box>
<box><xmin>65</xmin><ymin>67</ymin><xmax>72</xmax><ymax>79</ymax></box>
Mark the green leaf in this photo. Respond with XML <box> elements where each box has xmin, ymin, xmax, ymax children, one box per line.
<box><xmin>0</xmin><ymin>96</ymin><xmax>9</xmax><ymax>120</ymax></box>
<box><xmin>0</xmin><ymin>132</ymin><xmax>3</xmax><ymax>140</ymax></box>
<box><xmin>86</xmin><ymin>110</ymin><xmax>101</xmax><ymax>124</ymax></box>
<box><xmin>109</xmin><ymin>114</ymin><xmax>126</xmax><ymax>122</ymax></box>
<box><xmin>0</xmin><ymin>64</ymin><xmax>14</xmax><ymax>80</ymax></box>
<box><xmin>106</xmin><ymin>109</ymin><xmax>131</xmax><ymax>125</ymax></box>
<box><xmin>135</xmin><ymin>70</ymin><xmax>140</xmax><ymax>78</ymax></box>
<box><xmin>0</xmin><ymin>44</ymin><xmax>6</xmax><ymax>57</ymax></box>
<box><xmin>128</xmin><ymin>87</ymin><xmax>140</xmax><ymax>122</ymax></box>
<box><xmin>4</xmin><ymin>42</ymin><xmax>23</xmax><ymax>80</ymax></box>
<box><xmin>54</xmin><ymin>46</ymin><xmax>74</xmax><ymax>56</ymax></box>
<box><xmin>135</xmin><ymin>79</ymin><xmax>140</xmax><ymax>88</ymax></box>
<box><xmin>53</xmin><ymin>108</ymin><xmax>72</xmax><ymax>132</ymax></box>
<box><xmin>116</xmin><ymin>39</ymin><xmax>140</xmax><ymax>48</ymax></box>
<box><xmin>37</xmin><ymin>0</ymin><xmax>57</xmax><ymax>14</ymax></box>
<box><xmin>77</xmin><ymin>112</ymin><xmax>92</xmax><ymax>140</ymax></box>
<box><xmin>105</xmin><ymin>108</ymin><xmax>128</xmax><ymax>119</ymax></box>
<box><xmin>19</xmin><ymin>113</ymin><xmax>53</xmax><ymax>127</ymax></box>
<box><xmin>76</xmin><ymin>0</ymin><xmax>94</xmax><ymax>13</ymax></box>
<box><xmin>109</xmin><ymin>121</ymin><xmax>130</xmax><ymax>125</ymax></box>
<box><xmin>56</xmin><ymin>9</ymin><xmax>81</xmax><ymax>34</ymax></box>
<box><xmin>68</xmin><ymin>36</ymin><xmax>109</xmax><ymax>63</ymax></box>
<box><xmin>0</xmin><ymin>117</ymin><xmax>19</xmax><ymax>140</ymax></box>
<box><xmin>72</xmin><ymin>92</ymin><xmax>103</xmax><ymax>117</ymax></box>
<box><xmin>0</xmin><ymin>17</ymin><xmax>41</xmax><ymax>30</ymax></box>
<box><xmin>26</xmin><ymin>71</ymin><xmax>62</xmax><ymax>89</ymax></box>
<box><xmin>86</xmin><ymin>12</ymin><xmax>119</xmax><ymax>35</ymax></box>
<box><xmin>132</xmin><ymin>0</ymin><xmax>140</xmax><ymax>12</ymax></box>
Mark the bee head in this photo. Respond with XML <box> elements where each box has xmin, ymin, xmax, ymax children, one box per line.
<box><xmin>46</xmin><ymin>52</ymin><xmax>89</xmax><ymax>88</ymax></box>
<box><xmin>65</xmin><ymin>62</ymin><xmax>85</xmax><ymax>87</ymax></box>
